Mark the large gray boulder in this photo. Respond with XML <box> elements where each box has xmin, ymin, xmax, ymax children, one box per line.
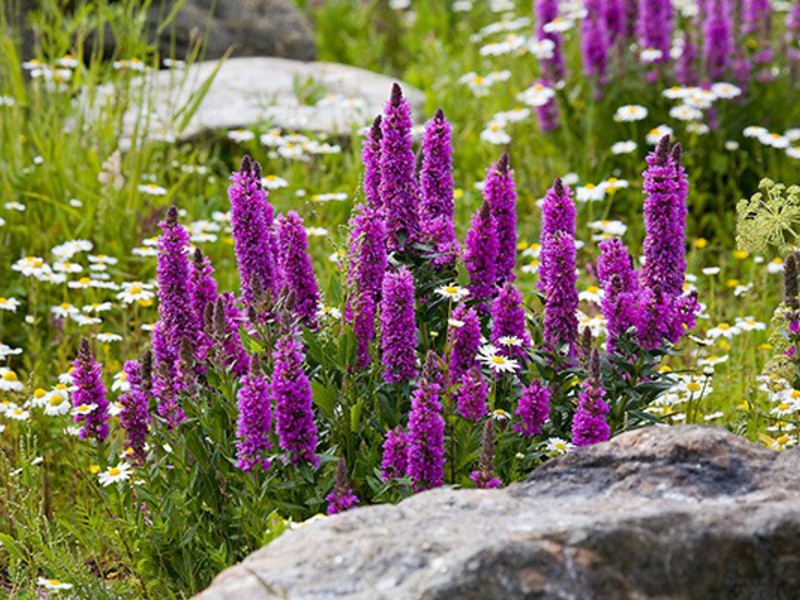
<box><xmin>120</xmin><ymin>57</ymin><xmax>426</xmax><ymax>141</ymax></box>
<box><xmin>195</xmin><ymin>426</ymin><xmax>800</xmax><ymax>600</ymax></box>
<box><xmin>7</xmin><ymin>0</ymin><xmax>315</xmax><ymax>62</ymax></box>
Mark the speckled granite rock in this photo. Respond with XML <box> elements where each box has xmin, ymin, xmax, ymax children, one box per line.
<box><xmin>194</xmin><ymin>426</ymin><xmax>800</xmax><ymax>600</ymax></box>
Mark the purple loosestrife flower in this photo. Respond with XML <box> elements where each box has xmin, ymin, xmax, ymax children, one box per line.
<box><xmin>362</xmin><ymin>115</ymin><xmax>383</xmax><ymax>211</ymax></box>
<box><xmin>676</xmin><ymin>29</ymin><xmax>698</xmax><ymax>85</ymax></box>
<box><xmin>229</xmin><ymin>155</ymin><xmax>280</xmax><ymax>304</ymax></box>
<box><xmin>273</xmin><ymin>331</ymin><xmax>319</xmax><ymax>466</ymax></box>
<box><xmin>211</xmin><ymin>294</ymin><xmax>251</xmax><ymax>378</ymax></box>
<box><xmin>190</xmin><ymin>248</ymin><xmax>218</xmax><ymax>333</ymax></box>
<box><xmin>380</xmin><ymin>266</ymin><xmax>418</xmax><ymax>383</ymax></box>
<box><xmin>541</xmin><ymin>231</ymin><xmax>579</xmax><ymax>357</ymax></box>
<box><xmin>535</xmin><ymin>0</ymin><xmax>566</xmax><ymax>81</ymax></box>
<box><xmin>448</xmin><ymin>304</ymin><xmax>481</xmax><ymax>383</ymax></box>
<box><xmin>637</xmin><ymin>0</ymin><xmax>673</xmax><ymax>65</ymax></box>
<box><xmin>456</xmin><ymin>366</ymin><xmax>488</xmax><ymax>422</ymax></box>
<box><xmin>347</xmin><ymin>204</ymin><xmax>388</xmax><ymax>368</ymax></box>
<box><xmin>156</xmin><ymin>207</ymin><xmax>198</xmax><ymax>362</ymax></box>
<box><xmin>490</xmin><ymin>283</ymin><xmax>532</xmax><ymax>358</ymax></box>
<box><xmin>641</xmin><ymin>136</ymin><xmax>685</xmax><ymax>300</ymax></box>
<box><xmin>514</xmin><ymin>381</ymin><xmax>551</xmax><ymax>437</ymax></box>
<box><xmin>470</xmin><ymin>420</ymin><xmax>502</xmax><ymax>489</ymax></box>
<box><xmin>464</xmin><ymin>201</ymin><xmax>498</xmax><ymax>304</ymax></box>
<box><xmin>154</xmin><ymin>360</ymin><xmax>186</xmax><ymax>429</ymax></box>
<box><xmin>788</xmin><ymin>3</ymin><xmax>800</xmax><ymax>64</ymax></box>
<box><xmin>420</xmin><ymin>109</ymin><xmax>455</xmax><ymax>223</ymax></box>
<box><xmin>605</xmin><ymin>0</ymin><xmax>627</xmax><ymax>43</ymax></box>
<box><xmin>276</xmin><ymin>211</ymin><xmax>320</xmax><ymax>328</ymax></box>
<box><xmin>235</xmin><ymin>358</ymin><xmax>272</xmax><ymax>472</ymax></box>
<box><xmin>634</xmin><ymin>286</ymin><xmax>674</xmax><ymax>349</ymax></box>
<box><xmin>380</xmin><ymin>84</ymin><xmax>419</xmax><ymax>252</ymax></box>
<box><xmin>119</xmin><ymin>359</ymin><xmax>150</xmax><ymax>464</ymax></box>
<box><xmin>326</xmin><ymin>458</ymin><xmax>360</xmax><ymax>515</ymax></box>
<box><xmin>540</xmin><ymin>178</ymin><xmax>577</xmax><ymax>249</ymax></box>
<box><xmin>742</xmin><ymin>0</ymin><xmax>771</xmax><ymax>36</ymax></box>
<box><xmin>407</xmin><ymin>353</ymin><xmax>446</xmax><ymax>491</ymax></box>
<box><xmin>71</xmin><ymin>338</ymin><xmax>110</xmax><ymax>442</ymax></box>
<box><xmin>484</xmin><ymin>153</ymin><xmax>517</xmax><ymax>284</ymax></box>
<box><xmin>704</xmin><ymin>0</ymin><xmax>733</xmax><ymax>80</ymax></box>
<box><xmin>597</xmin><ymin>238</ymin><xmax>639</xmax><ymax>351</ymax></box>
<box><xmin>420</xmin><ymin>109</ymin><xmax>459</xmax><ymax>267</ymax></box>
<box><xmin>582</xmin><ymin>0</ymin><xmax>610</xmax><ymax>87</ymax></box>
<box><xmin>381</xmin><ymin>426</ymin><xmax>410</xmax><ymax>480</ymax></box>
<box><xmin>571</xmin><ymin>351</ymin><xmax>611</xmax><ymax>447</ymax></box>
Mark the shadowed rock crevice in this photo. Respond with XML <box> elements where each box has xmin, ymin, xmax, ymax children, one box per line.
<box><xmin>195</xmin><ymin>426</ymin><xmax>800</xmax><ymax>600</ymax></box>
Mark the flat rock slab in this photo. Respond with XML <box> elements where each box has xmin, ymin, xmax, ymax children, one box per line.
<box><xmin>125</xmin><ymin>57</ymin><xmax>425</xmax><ymax>141</ymax></box>
<box><xmin>194</xmin><ymin>426</ymin><xmax>800</xmax><ymax>600</ymax></box>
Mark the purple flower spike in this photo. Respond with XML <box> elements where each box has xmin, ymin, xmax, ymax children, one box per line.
<box><xmin>571</xmin><ymin>351</ymin><xmax>611</xmax><ymax>447</ymax></box>
<box><xmin>456</xmin><ymin>365</ymin><xmax>488</xmax><ymax>422</ymax></box>
<box><xmin>490</xmin><ymin>282</ymin><xmax>532</xmax><ymax>358</ymax></box>
<box><xmin>277</xmin><ymin>211</ymin><xmax>320</xmax><ymax>328</ymax></box>
<box><xmin>156</xmin><ymin>206</ymin><xmax>198</xmax><ymax>363</ymax></box>
<box><xmin>641</xmin><ymin>136</ymin><xmax>687</xmax><ymax>302</ymax></box>
<box><xmin>273</xmin><ymin>331</ymin><xmax>319</xmax><ymax>467</ymax></box>
<box><xmin>464</xmin><ymin>201</ymin><xmax>498</xmax><ymax>304</ymax></box>
<box><xmin>514</xmin><ymin>381</ymin><xmax>551</xmax><ymax>438</ymax></box>
<box><xmin>484</xmin><ymin>153</ymin><xmax>518</xmax><ymax>284</ymax></box>
<box><xmin>704</xmin><ymin>0</ymin><xmax>733</xmax><ymax>80</ymax></box>
<box><xmin>420</xmin><ymin>109</ymin><xmax>459</xmax><ymax>267</ymax></box>
<box><xmin>380</xmin><ymin>266</ymin><xmax>418</xmax><ymax>384</ymax></box>
<box><xmin>535</xmin><ymin>0</ymin><xmax>566</xmax><ymax>81</ymax></box>
<box><xmin>235</xmin><ymin>358</ymin><xmax>272</xmax><ymax>472</ymax></box>
<box><xmin>71</xmin><ymin>338</ymin><xmax>110</xmax><ymax>443</ymax></box>
<box><xmin>119</xmin><ymin>359</ymin><xmax>150</xmax><ymax>463</ymax></box>
<box><xmin>448</xmin><ymin>304</ymin><xmax>481</xmax><ymax>383</ymax></box>
<box><xmin>637</xmin><ymin>0</ymin><xmax>673</xmax><ymax>66</ymax></box>
<box><xmin>326</xmin><ymin>458</ymin><xmax>360</xmax><ymax>515</ymax></box>
<box><xmin>597</xmin><ymin>238</ymin><xmax>638</xmax><ymax>351</ymax></box>
<box><xmin>407</xmin><ymin>353</ymin><xmax>446</xmax><ymax>491</ymax></box>
<box><xmin>541</xmin><ymin>230</ymin><xmax>579</xmax><ymax>357</ymax></box>
<box><xmin>380</xmin><ymin>84</ymin><xmax>419</xmax><ymax>252</ymax></box>
<box><xmin>228</xmin><ymin>155</ymin><xmax>280</xmax><ymax>305</ymax></box>
<box><xmin>362</xmin><ymin>115</ymin><xmax>383</xmax><ymax>211</ymax></box>
<box><xmin>347</xmin><ymin>204</ymin><xmax>388</xmax><ymax>368</ymax></box>
<box><xmin>582</xmin><ymin>0</ymin><xmax>610</xmax><ymax>88</ymax></box>
<box><xmin>381</xmin><ymin>426</ymin><xmax>410</xmax><ymax>480</ymax></box>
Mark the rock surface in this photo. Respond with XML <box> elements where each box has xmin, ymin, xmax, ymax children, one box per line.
<box><xmin>121</xmin><ymin>57</ymin><xmax>426</xmax><ymax>140</ymax></box>
<box><xmin>195</xmin><ymin>426</ymin><xmax>800</xmax><ymax>600</ymax></box>
<box><xmin>8</xmin><ymin>0</ymin><xmax>315</xmax><ymax>62</ymax></box>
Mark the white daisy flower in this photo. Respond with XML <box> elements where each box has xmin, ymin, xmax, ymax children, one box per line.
<box><xmin>227</xmin><ymin>129</ymin><xmax>255</xmax><ymax>143</ymax></box>
<box><xmin>137</xmin><ymin>183</ymin><xmax>168</xmax><ymax>196</ymax></box>
<box><xmin>544</xmin><ymin>437</ymin><xmax>574</xmax><ymax>454</ymax></box>
<box><xmin>37</xmin><ymin>578</ymin><xmax>73</xmax><ymax>591</ymax></box>
<box><xmin>646</xmin><ymin>125</ymin><xmax>674</xmax><ymax>145</ymax></box>
<box><xmin>614</xmin><ymin>105</ymin><xmax>648</xmax><ymax>122</ymax></box>
<box><xmin>261</xmin><ymin>175</ymin><xmax>289</xmax><ymax>189</ymax></box>
<box><xmin>611</xmin><ymin>140</ymin><xmax>637</xmax><ymax>154</ymax></box>
<box><xmin>98</xmin><ymin>462</ymin><xmax>132</xmax><ymax>487</ymax></box>
<box><xmin>435</xmin><ymin>284</ymin><xmax>470</xmax><ymax>302</ymax></box>
<box><xmin>477</xmin><ymin>344</ymin><xmax>519</xmax><ymax>373</ymax></box>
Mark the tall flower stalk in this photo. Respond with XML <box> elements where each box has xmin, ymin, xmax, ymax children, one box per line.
<box><xmin>380</xmin><ymin>84</ymin><xmax>419</xmax><ymax>252</ymax></box>
<box><xmin>380</xmin><ymin>266</ymin><xmax>418</xmax><ymax>383</ymax></box>
<box><xmin>228</xmin><ymin>155</ymin><xmax>280</xmax><ymax>304</ymax></box>
<box><xmin>273</xmin><ymin>331</ymin><xmax>319</xmax><ymax>467</ymax></box>
<box><xmin>71</xmin><ymin>338</ymin><xmax>110</xmax><ymax>443</ymax></box>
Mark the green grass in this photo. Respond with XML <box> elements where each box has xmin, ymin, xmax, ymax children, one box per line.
<box><xmin>0</xmin><ymin>0</ymin><xmax>799</xmax><ymax>596</ymax></box>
